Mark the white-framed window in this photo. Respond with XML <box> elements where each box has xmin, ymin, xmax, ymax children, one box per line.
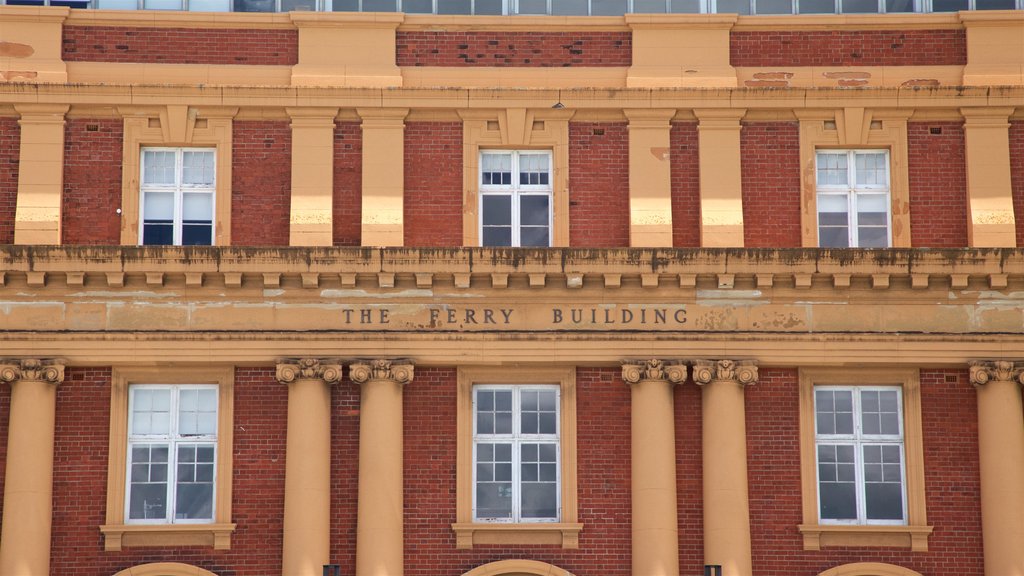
<box><xmin>479</xmin><ymin>150</ymin><xmax>553</xmax><ymax>248</ymax></box>
<box><xmin>816</xmin><ymin>150</ymin><xmax>891</xmax><ymax>248</ymax></box>
<box><xmin>473</xmin><ymin>385</ymin><xmax>560</xmax><ymax>523</ymax></box>
<box><xmin>814</xmin><ymin>386</ymin><xmax>906</xmax><ymax>525</ymax></box>
<box><xmin>140</xmin><ymin>147</ymin><xmax>216</xmax><ymax>246</ymax></box>
<box><xmin>126</xmin><ymin>384</ymin><xmax>218</xmax><ymax>524</ymax></box>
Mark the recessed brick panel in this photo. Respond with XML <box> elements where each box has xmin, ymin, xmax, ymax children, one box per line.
<box><xmin>329</xmin><ymin>373</ymin><xmax>361</xmax><ymax>574</ymax></box>
<box><xmin>747</xmin><ymin>368</ymin><xmax>983</xmax><ymax>575</ymax></box>
<box><xmin>0</xmin><ymin>383</ymin><xmax>9</xmax><ymax>522</ymax></box>
<box><xmin>1010</xmin><ymin>121</ymin><xmax>1024</xmax><ymax>248</ymax></box>
<box><xmin>50</xmin><ymin>367</ymin><xmax>288</xmax><ymax>575</ymax></box>
<box><xmin>676</xmin><ymin>378</ymin><xmax>703</xmax><ymax>574</ymax></box>
<box><xmin>671</xmin><ymin>123</ymin><xmax>701</xmax><ymax>248</ymax></box>
<box><xmin>62</xmin><ymin>119</ymin><xmax>123</xmax><ymax>245</ymax></box>
<box><xmin>0</xmin><ymin>118</ymin><xmax>19</xmax><ymax>245</ymax></box>
<box><xmin>569</xmin><ymin>122</ymin><xmax>630</xmax><ymax>248</ymax></box>
<box><xmin>742</xmin><ymin>122</ymin><xmax>802</xmax><ymax>248</ymax></box>
<box><xmin>62</xmin><ymin>26</ymin><xmax>298</xmax><ymax>66</ymax></box>
<box><xmin>730</xmin><ymin>30</ymin><xmax>967</xmax><ymax>67</ymax></box>
<box><xmin>404</xmin><ymin>122</ymin><xmax>463</xmax><ymax>247</ymax></box>
<box><xmin>908</xmin><ymin>122</ymin><xmax>968</xmax><ymax>248</ymax></box>
<box><xmin>333</xmin><ymin>121</ymin><xmax>362</xmax><ymax>247</ymax></box>
<box><xmin>403</xmin><ymin>367</ymin><xmax>631</xmax><ymax>576</ymax></box>
<box><xmin>232</xmin><ymin>121</ymin><xmax>291</xmax><ymax>247</ymax></box>
<box><xmin>397</xmin><ymin>32</ymin><xmax>631</xmax><ymax>67</ymax></box>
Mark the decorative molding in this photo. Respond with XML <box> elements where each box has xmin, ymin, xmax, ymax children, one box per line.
<box><xmin>0</xmin><ymin>358</ymin><xmax>64</xmax><ymax>385</ymax></box>
<box><xmin>349</xmin><ymin>359</ymin><xmax>414</xmax><ymax>385</ymax></box>
<box><xmin>692</xmin><ymin>359</ymin><xmax>758</xmax><ymax>387</ymax></box>
<box><xmin>621</xmin><ymin>359</ymin><xmax>686</xmax><ymax>384</ymax></box>
<box><xmin>968</xmin><ymin>360</ymin><xmax>1024</xmax><ymax>387</ymax></box>
<box><xmin>460</xmin><ymin>559</ymin><xmax>578</xmax><ymax>576</ymax></box>
<box><xmin>275</xmin><ymin>358</ymin><xmax>343</xmax><ymax>384</ymax></box>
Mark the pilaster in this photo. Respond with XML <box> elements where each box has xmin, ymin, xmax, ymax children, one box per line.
<box><xmin>350</xmin><ymin>359</ymin><xmax>414</xmax><ymax>576</ymax></box>
<box><xmin>622</xmin><ymin>359</ymin><xmax>686</xmax><ymax>576</ymax></box>
<box><xmin>13</xmin><ymin>104</ymin><xmax>69</xmax><ymax>245</ymax></box>
<box><xmin>287</xmin><ymin>108</ymin><xmax>339</xmax><ymax>247</ymax></box>
<box><xmin>961</xmin><ymin>108</ymin><xmax>1017</xmax><ymax>247</ymax></box>
<box><xmin>625</xmin><ymin>109</ymin><xmax>676</xmax><ymax>247</ymax></box>
<box><xmin>0</xmin><ymin>358</ymin><xmax>64</xmax><ymax>576</ymax></box>
<box><xmin>693</xmin><ymin>359</ymin><xmax>757</xmax><ymax>576</ymax></box>
<box><xmin>969</xmin><ymin>360</ymin><xmax>1024</xmax><ymax>576</ymax></box>
<box><xmin>695</xmin><ymin>109</ymin><xmax>746</xmax><ymax>248</ymax></box>
<box><xmin>277</xmin><ymin>358</ymin><xmax>343</xmax><ymax>576</ymax></box>
<box><xmin>358</xmin><ymin>109</ymin><xmax>409</xmax><ymax>247</ymax></box>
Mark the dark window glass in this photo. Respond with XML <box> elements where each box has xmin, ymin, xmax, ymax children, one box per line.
<box><xmin>182</xmin><ymin>224</ymin><xmax>213</xmax><ymax>246</ymax></box>
<box><xmin>438</xmin><ymin>0</ymin><xmax>472</xmax><ymax>13</ymax></box>
<box><xmin>143</xmin><ymin>223</ymin><xmax>174</xmax><ymax>246</ymax></box>
<box><xmin>931</xmin><ymin>0</ymin><xmax>967</xmax><ymax>10</ymax></box>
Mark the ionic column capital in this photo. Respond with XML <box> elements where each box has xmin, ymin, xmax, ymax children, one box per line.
<box><xmin>969</xmin><ymin>360</ymin><xmax>1024</xmax><ymax>387</ymax></box>
<box><xmin>276</xmin><ymin>358</ymin><xmax>343</xmax><ymax>385</ymax></box>
<box><xmin>621</xmin><ymin>359</ymin><xmax>687</xmax><ymax>385</ymax></box>
<box><xmin>0</xmin><ymin>359</ymin><xmax>65</xmax><ymax>386</ymax></box>
<box><xmin>692</xmin><ymin>359</ymin><xmax>758</xmax><ymax>388</ymax></box>
<box><xmin>349</xmin><ymin>359</ymin><xmax>414</xmax><ymax>386</ymax></box>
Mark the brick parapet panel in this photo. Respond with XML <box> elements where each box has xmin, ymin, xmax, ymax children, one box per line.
<box><xmin>329</xmin><ymin>373</ymin><xmax>361</xmax><ymax>574</ymax></box>
<box><xmin>62</xmin><ymin>119</ymin><xmax>123</xmax><ymax>246</ymax></box>
<box><xmin>675</xmin><ymin>377</ymin><xmax>704</xmax><ymax>574</ymax></box>
<box><xmin>730</xmin><ymin>30</ymin><xmax>967</xmax><ymax>67</ymax></box>
<box><xmin>908</xmin><ymin>122</ymin><xmax>968</xmax><ymax>248</ymax></box>
<box><xmin>403</xmin><ymin>367</ymin><xmax>631</xmax><ymax>575</ymax></box>
<box><xmin>49</xmin><ymin>367</ymin><xmax>288</xmax><ymax>575</ymax></box>
<box><xmin>0</xmin><ymin>384</ymin><xmax>9</xmax><ymax>522</ymax></box>
<box><xmin>232</xmin><ymin>121</ymin><xmax>291</xmax><ymax>247</ymax></box>
<box><xmin>569</xmin><ymin>122</ymin><xmax>630</xmax><ymax>248</ymax></box>
<box><xmin>0</xmin><ymin>118</ymin><xmax>19</xmax><ymax>245</ymax></box>
<box><xmin>404</xmin><ymin>122</ymin><xmax>463</xmax><ymax>247</ymax></box>
<box><xmin>1010</xmin><ymin>121</ymin><xmax>1024</xmax><ymax>248</ymax></box>
<box><xmin>741</xmin><ymin>122</ymin><xmax>802</xmax><ymax>248</ymax></box>
<box><xmin>397</xmin><ymin>32</ymin><xmax>631</xmax><ymax>67</ymax></box>
<box><xmin>62</xmin><ymin>26</ymin><xmax>299</xmax><ymax>65</ymax></box>
<box><xmin>746</xmin><ymin>368</ymin><xmax>983</xmax><ymax>576</ymax></box>
<box><xmin>670</xmin><ymin>122</ymin><xmax>701</xmax><ymax>248</ymax></box>
<box><xmin>333</xmin><ymin>121</ymin><xmax>363</xmax><ymax>247</ymax></box>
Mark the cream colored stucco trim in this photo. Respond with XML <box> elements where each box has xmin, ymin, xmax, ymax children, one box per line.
<box><xmin>816</xmin><ymin>563</ymin><xmax>924</xmax><ymax>576</ymax></box>
<box><xmin>359</xmin><ymin>108</ymin><xmax>408</xmax><ymax>247</ymax></box>
<box><xmin>287</xmin><ymin>108</ymin><xmax>338</xmax><ymax>247</ymax></box>
<box><xmin>118</xmin><ymin>106</ymin><xmax>236</xmax><ymax>246</ymax></box>
<box><xmin>696</xmin><ymin>108</ymin><xmax>746</xmax><ymax>247</ymax></box>
<box><xmin>13</xmin><ymin>104</ymin><xmax>68</xmax><ymax>245</ymax></box>
<box><xmin>112</xmin><ymin>563</ymin><xmax>220</xmax><ymax>576</ymax></box>
<box><xmin>400</xmin><ymin>14</ymin><xmax>628</xmax><ymax>32</ymax></box>
<box><xmin>454</xmin><ymin>366</ymin><xmax>579</xmax><ymax>549</ymax></box>
<box><xmin>625</xmin><ymin>109</ymin><xmax>675</xmax><ymax>247</ymax></box>
<box><xmin>961</xmin><ymin>107</ymin><xmax>1018</xmax><ymax>247</ymax></box>
<box><xmin>103</xmin><ymin>366</ymin><xmax>235</xmax><ymax>552</ymax></box>
<box><xmin>461</xmin><ymin>559</ymin><xmax>577</xmax><ymax>576</ymax></box>
<box><xmin>458</xmin><ymin>109</ymin><xmax>574</xmax><ymax>247</ymax></box>
<box><xmin>733</xmin><ymin>13</ymin><xmax>960</xmax><ymax>31</ymax></box>
<box><xmin>796</xmin><ymin>109</ymin><xmax>912</xmax><ymax>248</ymax></box>
<box><xmin>64</xmin><ymin>9</ymin><xmax>295</xmax><ymax>29</ymax></box>
<box><xmin>798</xmin><ymin>368</ymin><xmax>929</xmax><ymax>551</ymax></box>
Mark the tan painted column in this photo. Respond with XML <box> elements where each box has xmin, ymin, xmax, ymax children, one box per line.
<box><xmin>350</xmin><ymin>360</ymin><xmax>414</xmax><ymax>576</ymax></box>
<box><xmin>278</xmin><ymin>358</ymin><xmax>343</xmax><ymax>576</ymax></box>
<box><xmin>622</xmin><ymin>359</ymin><xmax>687</xmax><ymax>576</ymax></box>
<box><xmin>0</xmin><ymin>359</ymin><xmax>64</xmax><ymax>576</ymax></box>
<box><xmin>625</xmin><ymin>109</ymin><xmax>676</xmax><ymax>247</ymax></box>
<box><xmin>961</xmin><ymin>108</ymin><xmax>1017</xmax><ymax>248</ymax></box>
<box><xmin>358</xmin><ymin>109</ymin><xmax>408</xmax><ymax>247</ymax></box>
<box><xmin>695</xmin><ymin>109</ymin><xmax>746</xmax><ymax>248</ymax></box>
<box><xmin>288</xmin><ymin>108</ymin><xmax>339</xmax><ymax>247</ymax></box>
<box><xmin>969</xmin><ymin>361</ymin><xmax>1024</xmax><ymax>576</ymax></box>
<box><xmin>13</xmin><ymin>104</ymin><xmax>69</xmax><ymax>245</ymax></box>
<box><xmin>693</xmin><ymin>359</ymin><xmax>758</xmax><ymax>576</ymax></box>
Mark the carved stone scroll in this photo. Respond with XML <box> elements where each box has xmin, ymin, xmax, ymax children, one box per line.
<box><xmin>349</xmin><ymin>359</ymin><xmax>415</xmax><ymax>385</ymax></box>
<box><xmin>969</xmin><ymin>360</ymin><xmax>1024</xmax><ymax>387</ymax></box>
<box><xmin>692</xmin><ymin>359</ymin><xmax>759</xmax><ymax>387</ymax></box>
<box><xmin>275</xmin><ymin>358</ymin><xmax>343</xmax><ymax>384</ymax></box>
<box><xmin>0</xmin><ymin>358</ymin><xmax>64</xmax><ymax>385</ymax></box>
<box><xmin>621</xmin><ymin>359</ymin><xmax>687</xmax><ymax>384</ymax></box>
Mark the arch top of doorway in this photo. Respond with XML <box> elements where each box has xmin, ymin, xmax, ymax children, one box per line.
<box><xmin>818</xmin><ymin>563</ymin><xmax>925</xmax><ymax>576</ymax></box>
<box><xmin>461</xmin><ymin>559</ymin><xmax>577</xmax><ymax>576</ymax></box>
<box><xmin>112</xmin><ymin>562</ymin><xmax>219</xmax><ymax>576</ymax></box>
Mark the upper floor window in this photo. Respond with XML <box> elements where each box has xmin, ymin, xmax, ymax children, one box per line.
<box><xmin>140</xmin><ymin>148</ymin><xmax>215</xmax><ymax>246</ymax></box>
<box><xmin>127</xmin><ymin>384</ymin><xmax>218</xmax><ymax>524</ymax></box>
<box><xmin>480</xmin><ymin>151</ymin><xmax>552</xmax><ymax>248</ymax></box>
<box><xmin>816</xmin><ymin>150</ymin><xmax>890</xmax><ymax>248</ymax></box>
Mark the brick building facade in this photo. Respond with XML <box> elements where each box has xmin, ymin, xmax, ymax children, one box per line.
<box><xmin>0</xmin><ymin>5</ymin><xmax>1023</xmax><ymax>576</ymax></box>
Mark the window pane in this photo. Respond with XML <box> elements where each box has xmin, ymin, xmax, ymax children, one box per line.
<box><xmin>857</xmin><ymin>226</ymin><xmax>888</xmax><ymax>248</ymax></box>
<box><xmin>519</xmin><ymin>227</ymin><xmax>548</xmax><ymax>248</ymax></box>
<box><xmin>144</xmin><ymin>0</ymin><xmax>182</xmax><ymax>8</ymax></box>
<box><xmin>482</xmin><ymin>195</ymin><xmax>512</xmax><ymax>226</ymax></box>
<box><xmin>799</xmin><ymin>0</ymin><xmax>835</xmax><ymax>12</ymax></box>
<box><xmin>591</xmin><ymin>0</ymin><xmax>628</xmax><ymax>13</ymax></box>
<box><xmin>98</xmin><ymin>0</ymin><xmax>139</xmax><ymax>7</ymax></box>
<box><xmin>716</xmin><ymin>0</ymin><xmax>751</xmax><ymax>12</ymax></box>
<box><xmin>854</xmin><ymin>153</ymin><xmax>887</xmax><ymax>186</ymax></box>
<box><xmin>755</xmin><ymin>0</ymin><xmax>792</xmax><ymax>13</ymax></box>
<box><xmin>884</xmin><ymin>0</ymin><xmax>913</xmax><ymax>9</ymax></box>
<box><xmin>521</xmin><ymin>482</ymin><xmax>558</xmax><ymax>518</ymax></box>
<box><xmin>182</xmin><ymin>225</ymin><xmax>213</xmax><ymax>246</ymax></box>
<box><xmin>282</xmin><ymin>0</ymin><xmax>317</xmax><ymax>8</ymax></box>
<box><xmin>189</xmin><ymin>0</ymin><xmax>231</xmax><ymax>10</ymax></box>
<box><xmin>363</xmin><ymin>0</ymin><xmax>398</xmax><ymax>8</ymax></box>
<box><xmin>818</xmin><ymin>444</ymin><xmax>857</xmax><ymax>520</ymax></box>
<box><xmin>482</xmin><ymin>154</ymin><xmax>513</xmax><ymax>186</ymax></box>
<box><xmin>476</xmin><ymin>482</ymin><xmax>513</xmax><ymax>518</ymax></box>
<box><xmin>438</xmin><ymin>0</ymin><xmax>473</xmax><ymax>12</ymax></box>
<box><xmin>331</xmin><ymin>0</ymin><xmax>359</xmax><ymax>9</ymax></box>
<box><xmin>551</xmin><ymin>0</ymin><xmax>587</xmax><ymax>13</ymax></box>
<box><xmin>817</xmin><ymin>153</ymin><xmax>849</xmax><ymax>186</ymax></box>
<box><xmin>520</xmin><ymin>195</ymin><xmax>550</xmax><ymax>227</ymax></box>
<box><xmin>931</xmin><ymin>0</ymin><xmax>966</xmax><ymax>9</ymax></box>
<box><xmin>517</xmin><ymin>0</ymin><xmax>547</xmax><ymax>12</ymax></box>
<box><xmin>128</xmin><ymin>443</ymin><xmax>169</xmax><ymax>520</ymax></box>
<box><xmin>183</xmin><ymin>193</ymin><xmax>213</xmax><ymax>222</ymax></box>
<box><xmin>634</xmin><ymin>0</ymin><xmax>667</xmax><ymax>10</ymax></box>
<box><xmin>841</xmin><ymin>0</ymin><xmax>878</xmax><ymax>11</ymax></box>
<box><xmin>144</xmin><ymin>192</ymin><xmax>175</xmax><ymax>221</ymax></box>
<box><xmin>864</xmin><ymin>444</ymin><xmax>904</xmax><ymax>520</ymax></box>
<box><xmin>476</xmin><ymin>440</ymin><xmax>513</xmax><ymax>519</ymax></box>
<box><xmin>669</xmin><ymin>0</ymin><xmax>701</xmax><ymax>11</ymax></box>
<box><xmin>475</xmin><ymin>0</ymin><xmax>504</xmax><ymax>13</ymax></box>
<box><xmin>233</xmin><ymin>0</ymin><xmax>275</xmax><ymax>12</ymax></box>
<box><xmin>482</xmin><ymin>227</ymin><xmax>513</xmax><ymax>247</ymax></box>
<box><xmin>976</xmin><ymin>0</ymin><xmax>1015</xmax><ymax>7</ymax></box>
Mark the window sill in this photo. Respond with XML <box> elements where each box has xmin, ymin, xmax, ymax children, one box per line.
<box><xmin>798</xmin><ymin>524</ymin><xmax>933</xmax><ymax>552</ymax></box>
<box><xmin>451</xmin><ymin>522</ymin><xmax>583</xmax><ymax>549</ymax></box>
<box><xmin>99</xmin><ymin>523</ymin><xmax>236</xmax><ymax>552</ymax></box>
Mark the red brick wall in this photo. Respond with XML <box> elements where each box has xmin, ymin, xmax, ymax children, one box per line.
<box><xmin>50</xmin><ymin>367</ymin><xmax>287</xmax><ymax>576</ymax></box>
<box><xmin>569</xmin><ymin>122</ymin><xmax>630</xmax><ymax>248</ymax></box>
<box><xmin>675</xmin><ymin>377</ymin><xmax>703</xmax><ymax>574</ymax></box>
<box><xmin>404</xmin><ymin>122</ymin><xmax>463</xmax><ymax>247</ymax></box>
<box><xmin>397</xmin><ymin>32</ymin><xmax>631</xmax><ymax>67</ymax></box>
<box><xmin>741</xmin><ymin>122</ymin><xmax>802</xmax><ymax>248</ymax></box>
<box><xmin>0</xmin><ymin>118</ymin><xmax>19</xmax><ymax>245</ymax></box>
<box><xmin>908</xmin><ymin>122</ymin><xmax>968</xmax><ymax>248</ymax></box>
<box><xmin>670</xmin><ymin>123</ymin><xmax>701</xmax><ymax>248</ymax></box>
<box><xmin>329</xmin><ymin>374</ymin><xmax>361</xmax><ymax>574</ymax></box>
<box><xmin>403</xmin><ymin>367</ymin><xmax>631</xmax><ymax>576</ymax></box>
<box><xmin>730</xmin><ymin>30</ymin><xmax>967</xmax><ymax>67</ymax></box>
<box><xmin>1010</xmin><ymin>121</ymin><xmax>1024</xmax><ymax>248</ymax></box>
<box><xmin>0</xmin><ymin>384</ymin><xmax>9</xmax><ymax>523</ymax></box>
<box><xmin>333</xmin><ymin>121</ymin><xmax>362</xmax><ymax>247</ymax></box>
<box><xmin>62</xmin><ymin>119</ymin><xmax>123</xmax><ymax>245</ymax></box>
<box><xmin>746</xmin><ymin>368</ymin><xmax>983</xmax><ymax>576</ymax></box>
<box><xmin>232</xmin><ymin>121</ymin><xmax>291</xmax><ymax>247</ymax></box>
<box><xmin>62</xmin><ymin>27</ymin><xmax>298</xmax><ymax>65</ymax></box>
